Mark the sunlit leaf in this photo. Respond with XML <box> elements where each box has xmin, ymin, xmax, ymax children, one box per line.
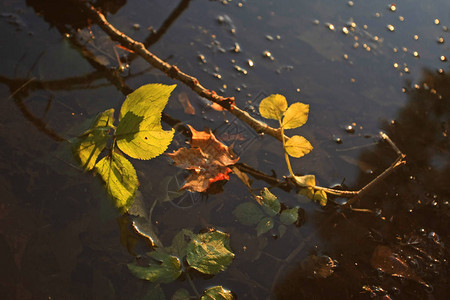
<box><xmin>256</xmin><ymin>217</ymin><xmax>274</xmax><ymax>236</ymax></box>
<box><xmin>201</xmin><ymin>286</ymin><xmax>233</xmax><ymax>300</ymax></box>
<box><xmin>233</xmin><ymin>202</ymin><xmax>264</xmax><ymax>226</ymax></box>
<box><xmin>260</xmin><ymin>188</ymin><xmax>280</xmax><ymax>216</ymax></box>
<box><xmin>285</xmin><ymin>135</ymin><xmax>313</xmax><ymax>158</ymax></box>
<box><xmin>280</xmin><ymin>208</ymin><xmax>299</xmax><ymax>225</ymax></box>
<box><xmin>313</xmin><ymin>190</ymin><xmax>328</xmax><ymax>206</ymax></box>
<box><xmin>293</xmin><ymin>174</ymin><xmax>316</xmax><ymax>187</ymax></box>
<box><xmin>128</xmin><ymin>250</ymin><xmax>182</xmax><ymax>283</ymax></box>
<box><xmin>172</xmin><ymin>288</ymin><xmax>190</xmax><ymax>300</ymax></box>
<box><xmin>72</xmin><ymin>108</ymin><xmax>114</xmax><ymax>171</ymax></box>
<box><xmin>186</xmin><ymin>230</ymin><xmax>234</xmax><ymax>275</ymax></box>
<box><xmin>95</xmin><ymin>151</ymin><xmax>138</xmax><ymax>211</ymax></box>
<box><xmin>282</xmin><ymin>102</ymin><xmax>309</xmax><ymax>129</ymax></box>
<box><xmin>116</xmin><ymin>84</ymin><xmax>175</xmax><ymax>160</ymax></box>
<box><xmin>298</xmin><ymin>187</ymin><xmax>314</xmax><ymax>199</ymax></box>
<box><xmin>259</xmin><ymin>94</ymin><xmax>287</xmax><ymax>120</ymax></box>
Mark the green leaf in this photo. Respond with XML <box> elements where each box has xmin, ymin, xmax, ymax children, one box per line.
<box><xmin>282</xmin><ymin>102</ymin><xmax>309</xmax><ymax>129</ymax></box>
<box><xmin>95</xmin><ymin>151</ymin><xmax>138</xmax><ymax>211</ymax></box>
<box><xmin>285</xmin><ymin>135</ymin><xmax>313</xmax><ymax>158</ymax></box>
<box><xmin>256</xmin><ymin>217</ymin><xmax>274</xmax><ymax>236</ymax></box>
<box><xmin>260</xmin><ymin>188</ymin><xmax>280</xmax><ymax>216</ymax></box>
<box><xmin>313</xmin><ymin>190</ymin><xmax>328</xmax><ymax>206</ymax></box>
<box><xmin>141</xmin><ymin>283</ymin><xmax>166</xmax><ymax>300</ymax></box>
<box><xmin>128</xmin><ymin>250</ymin><xmax>182</xmax><ymax>283</ymax></box>
<box><xmin>115</xmin><ymin>84</ymin><xmax>176</xmax><ymax>160</ymax></box>
<box><xmin>278</xmin><ymin>224</ymin><xmax>287</xmax><ymax>238</ymax></box>
<box><xmin>298</xmin><ymin>187</ymin><xmax>314</xmax><ymax>200</ymax></box>
<box><xmin>166</xmin><ymin>229</ymin><xmax>194</xmax><ymax>259</ymax></box>
<box><xmin>293</xmin><ymin>174</ymin><xmax>316</xmax><ymax>188</ymax></box>
<box><xmin>280</xmin><ymin>208</ymin><xmax>299</xmax><ymax>225</ymax></box>
<box><xmin>172</xmin><ymin>288</ymin><xmax>190</xmax><ymax>300</ymax></box>
<box><xmin>233</xmin><ymin>202</ymin><xmax>264</xmax><ymax>226</ymax></box>
<box><xmin>259</xmin><ymin>94</ymin><xmax>288</xmax><ymax>120</ymax></box>
<box><xmin>72</xmin><ymin>108</ymin><xmax>114</xmax><ymax>171</ymax></box>
<box><xmin>186</xmin><ymin>230</ymin><xmax>234</xmax><ymax>275</ymax></box>
<box><xmin>201</xmin><ymin>286</ymin><xmax>233</xmax><ymax>300</ymax></box>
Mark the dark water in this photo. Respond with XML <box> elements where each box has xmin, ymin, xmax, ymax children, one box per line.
<box><xmin>0</xmin><ymin>0</ymin><xmax>449</xmax><ymax>299</ymax></box>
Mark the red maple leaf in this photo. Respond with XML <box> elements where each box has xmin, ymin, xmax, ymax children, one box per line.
<box><xmin>166</xmin><ymin>125</ymin><xmax>239</xmax><ymax>192</ymax></box>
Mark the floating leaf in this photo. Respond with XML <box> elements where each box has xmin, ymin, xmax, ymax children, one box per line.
<box><xmin>285</xmin><ymin>135</ymin><xmax>313</xmax><ymax>158</ymax></box>
<box><xmin>172</xmin><ymin>288</ymin><xmax>190</xmax><ymax>300</ymax></box>
<box><xmin>256</xmin><ymin>216</ymin><xmax>274</xmax><ymax>236</ymax></box>
<box><xmin>313</xmin><ymin>190</ymin><xmax>328</xmax><ymax>206</ymax></box>
<box><xmin>293</xmin><ymin>174</ymin><xmax>316</xmax><ymax>187</ymax></box>
<box><xmin>282</xmin><ymin>102</ymin><xmax>309</xmax><ymax>129</ymax></box>
<box><xmin>259</xmin><ymin>94</ymin><xmax>287</xmax><ymax>120</ymax></box>
<box><xmin>260</xmin><ymin>188</ymin><xmax>280</xmax><ymax>216</ymax></box>
<box><xmin>201</xmin><ymin>286</ymin><xmax>233</xmax><ymax>300</ymax></box>
<box><xmin>167</xmin><ymin>125</ymin><xmax>239</xmax><ymax>192</ymax></box>
<box><xmin>72</xmin><ymin>109</ymin><xmax>114</xmax><ymax>171</ymax></box>
<box><xmin>115</xmin><ymin>84</ymin><xmax>175</xmax><ymax>160</ymax></box>
<box><xmin>233</xmin><ymin>202</ymin><xmax>264</xmax><ymax>226</ymax></box>
<box><xmin>166</xmin><ymin>229</ymin><xmax>194</xmax><ymax>259</ymax></box>
<box><xmin>186</xmin><ymin>230</ymin><xmax>234</xmax><ymax>275</ymax></box>
<box><xmin>128</xmin><ymin>250</ymin><xmax>182</xmax><ymax>283</ymax></box>
<box><xmin>280</xmin><ymin>208</ymin><xmax>299</xmax><ymax>225</ymax></box>
<box><xmin>95</xmin><ymin>151</ymin><xmax>138</xmax><ymax>211</ymax></box>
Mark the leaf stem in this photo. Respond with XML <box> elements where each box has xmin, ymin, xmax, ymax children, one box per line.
<box><xmin>279</xmin><ymin>120</ymin><xmax>295</xmax><ymax>179</ymax></box>
<box><xmin>185</xmin><ymin>269</ymin><xmax>201</xmax><ymax>298</ymax></box>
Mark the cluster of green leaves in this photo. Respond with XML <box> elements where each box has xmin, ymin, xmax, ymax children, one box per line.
<box><xmin>259</xmin><ymin>94</ymin><xmax>327</xmax><ymax>206</ymax></box>
<box><xmin>128</xmin><ymin>229</ymin><xmax>234</xmax><ymax>299</ymax></box>
<box><xmin>72</xmin><ymin>84</ymin><xmax>176</xmax><ymax>211</ymax></box>
<box><xmin>233</xmin><ymin>188</ymin><xmax>300</xmax><ymax>237</ymax></box>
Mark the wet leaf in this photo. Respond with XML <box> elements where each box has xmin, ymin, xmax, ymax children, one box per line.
<box><xmin>201</xmin><ymin>286</ymin><xmax>233</xmax><ymax>300</ymax></box>
<box><xmin>233</xmin><ymin>202</ymin><xmax>264</xmax><ymax>226</ymax></box>
<box><xmin>186</xmin><ymin>230</ymin><xmax>234</xmax><ymax>275</ymax></box>
<box><xmin>260</xmin><ymin>187</ymin><xmax>280</xmax><ymax>216</ymax></box>
<box><xmin>72</xmin><ymin>108</ymin><xmax>114</xmax><ymax>171</ymax></box>
<box><xmin>166</xmin><ymin>229</ymin><xmax>194</xmax><ymax>259</ymax></box>
<box><xmin>259</xmin><ymin>94</ymin><xmax>287</xmax><ymax>120</ymax></box>
<box><xmin>95</xmin><ymin>151</ymin><xmax>138</xmax><ymax>211</ymax></box>
<box><xmin>280</xmin><ymin>208</ymin><xmax>299</xmax><ymax>225</ymax></box>
<box><xmin>128</xmin><ymin>249</ymin><xmax>182</xmax><ymax>283</ymax></box>
<box><xmin>142</xmin><ymin>283</ymin><xmax>166</xmax><ymax>300</ymax></box>
<box><xmin>313</xmin><ymin>190</ymin><xmax>327</xmax><ymax>206</ymax></box>
<box><xmin>282</xmin><ymin>102</ymin><xmax>309</xmax><ymax>129</ymax></box>
<box><xmin>278</xmin><ymin>224</ymin><xmax>287</xmax><ymax>238</ymax></box>
<box><xmin>116</xmin><ymin>84</ymin><xmax>175</xmax><ymax>160</ymax></box>
<box><xmin>167</xmin><ymin>125</ymin><xmax>239</xmax><ymax>192</ymax></box>
<box><xmin>172</xmin><ymin>288</ymin><xmax>190</xmax><ymax>300</ymax></box>
<box><xmin>293</xmin><ymin>174</ymin><xmax>316</xmax><ymax>187</ymax></box>
<box><xmin>285</xmin><ymin>135</ymin><xmax>313</xmax><ymax>158</ymax></box>
<box><xmin>256</xmin><ymin>216</ymin><xmax>274</xmax><ymax>236</ymax></box>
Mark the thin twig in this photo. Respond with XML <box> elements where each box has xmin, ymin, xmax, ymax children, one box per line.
<box><xmin>85</xmin><ymin>4</ymin><xmax>286</xmax><ymax>142</ymax></box>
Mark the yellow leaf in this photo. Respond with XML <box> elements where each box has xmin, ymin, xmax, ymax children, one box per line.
<box><xmin>293</xmin><ymin>174</ymin><xmax>316</xmax><ymax>187</ymax></box>
<box><xmin>285</xmin><ymin>135</ymin><xmax>313</xmax><ymax>158</ymax></box>
<box><xmin>313</xmin><ymin>190</ymin><xmax>328</xmax><ymax>206</ymax></box>
<box><xmin>259</xmin><ymin>94</ymin><xmax>288</xmax><ymax>120</ymax></box>
<box><xmin>282</xmin><ymin>102</ymin><xmax>309</xmax><ymax>129</ymax></box>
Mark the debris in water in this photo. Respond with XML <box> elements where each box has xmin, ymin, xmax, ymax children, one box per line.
<box><xmin>325</xmin><ymin>23</ymin><xmax>335</xmax><ymax>31</ymax></box>
<box><xmin>399</xmin><ymin>16</ymin><xmax>404</xmax><ymax>21</ymax></box>
<box><xmin>132</xmin><ymin>23</ymin><xmax>141</xmax><ymax>30</ymax></box>
<box><xmin>234</xmin><ymin>65</ymin><xmax>248</xmax><ymax>75</ymax></box>
<box><xmin>178</xmin><ymin>92</ymin><xmax>195</xmax><ymax>115</ymax></box>
<box><xmin>313</xmin><ymin>19</ymin><xmax>320</xmax><ymax>25</ymax></box>
<box><xmin>265</xmin><ymin>35</ymin><xmax>274</xmax><ymax>41</ymax></box>
<box><xmin>198</xmin><ymin>54</ymin><xmax>207</xmax><ymax>63</ymax></box>
<box><xmin>345</xmin><ymin>125</ymin><xmax>355</xmax><ymax>133</ymax></box>
<box><xmin>342</xmin><ymin>27</ymin><xmax>349</xmax><ymax>35</ymax></box>
<box><xmin>413</xmin><ymin>34</ymin><xmax>419</xmax><ymax>40</ymax></box>
<box><xmin>262</xmin><ymin>50</ymin><xmax>274</xmax><ymax>60</ymax></box>
<box><xmin>213</xmin><ymin>73</ymin><xmax>222</xmax><ymax>79</ymax></box>
<box><xmin>231</xmin><ymin>42</ymin><xmax>241</xmax><ymax>53</ymax></box>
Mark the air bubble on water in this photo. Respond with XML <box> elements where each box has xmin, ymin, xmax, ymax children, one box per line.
<box><xmin>387</xmin><ymin>24</ymin><xmax>395</xmax><ymax>31</ymax></box>
<box><xmin>344</xmin><ymin>54</ymin><xmax>349</xmax><ymax>60</ymax></box>
<box><xmin>413</xmin><ymin>35</ymin><xmax>419</xmax><ymax>40</ymax></box>
<box><xmin>402</xmin><ymin>47</ymin><xmax>408</xmax><ymax>52</ymax></box>
<box><xmin>247</xmin><ymin>59</ymin><xmax>254</xmax><ymax>67</ymax></box>
<box><xmin>353</xmin><ymin>42</ymin><xmax>359</xmax><ymax>48</ymax></box>
<box><xmin>404</xmin><ymin>67</ymin><xmax>410</xmax><ymax>73</ymax></box>
<box><xmin>313</xmin><ymin>19</ymin><xmax>320</xmax><ymax>25</ymax></box>
<box><xmin>325</xmin><ymin>23</ymin><xmax>335</xmax><ymax>31</ymax></box>
<box><xmin>389</xmin><ymin>4</ymin><xmax>396</xmax><ymax>12</ymax></box>
<box><xmin>440</xmin><ymin>55</ymin><xmax>447</xmax><ymax>62</ymax></box>
<box><xmin>414</xmin><ymin>84</ymin><xmax>420</xmax><ymax>89</ymax></box>
<box><xmin>345</xmin><ymin>125</ymin><xmax>355</xmax><ymax>133</ymax></box>
<box><xmin>437</xmin><ymin>37</ymin><xmax>444</xmax><ymax>44</ymax></box>
<box><xmin>399</xmin><ymin>16</ymin><xmax>404</xmax><ymax>21</ymax></box>
<box><xmin>262</xmin><ymin>50</ymin><xmax>274</xmax><ymax>60</ymax></box>
<box><xmin>231</xmin><ymin>42</ymin><xmax>241</xmax><ymax>53</ymax></box>
<box><xmin>375</xmin><ymin>12</ymin><xmax>381</xmax><ymax>18</ymax></box>
<box><xmin>434</xmin><ymin>19</ymin><xmax>440</xmax><ymax>25</ymax></box>
<box><xmin>393</xmin><ymin>62</ymin><xmax>399</xmax><ymax>68</ymax></box>
<box><xmin>342</xmin><ymin>27</ymin><xmax>349</xmax><ymax>34</ymax></box>
<box><xmin>348</xmin><ymin>1</ymin><xmax>354</xmax><ymax>7</ymax></box>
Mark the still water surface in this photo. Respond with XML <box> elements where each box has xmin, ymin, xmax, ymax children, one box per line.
<box><xmin>0</xmin><ymin>0</ymin><xmax>448</xmax><ymax>299</ymax></box>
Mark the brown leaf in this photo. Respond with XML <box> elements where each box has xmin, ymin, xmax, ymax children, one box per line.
<box><xmin>166</xmin><ymin>125</ymin><xmax>239</xmax><ymax>192</ymax></box>
<box><xmin>177</xmin><ymin>92</ymin><xmax>195</xmax><ymax>115</ymax></box>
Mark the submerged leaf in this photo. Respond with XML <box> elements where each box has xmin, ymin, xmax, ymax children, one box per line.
<box><xmin>285</xmin><ymin>135</ymin><xmax>313</xmax><ymax>158</ymax></box>
<box><xmin>201</xmin><ymin>286</ymin><xmax>233</xmax><ymax>300</ymax></box>
<box><xmin>72</xmin><ymin>109</ymin><xmax>114</xmax><ymax>171</ymax></box>
<box><xmin>95</xmin><ymin>151</ymin><xmax>138</xmax><ymax>211</ymax></box>
<box><xmin>167</xmin><ymin>126</ymin><xmax>239</xmax><ymax>192</ymax></box>
<box><xmin>186</xmin><ymin>230</ymin><xmax>234</xmax><ymax>275</ymax></box>
<box><xmin>256</xmin><ymin>216</ymin><xmax>274</xmax><ymax>236</ymax></box>
<box><xmin>280</xmin><ymin>208</ymin><xmax>299</xmax><ymax>225</ymax></box>
<box><xmin>233</xmin><ymin>202</ymin><xmax>264</xmax><ymax>226</ymax></box>
<box><xmin>282</xmin><ymin>102</ymin><xmax>309</xmax><ymax>129</ymax></box>
<box><xmin>172</xmin><ymin>288</ymin><xmax>191</xmax><ymax>300</ymax></box>
<box><xmin>116</xmin><ymin>84</ymin><xmax>175</xmax><ymax>160</ymax></box>
<box><xmin>128</xmin><ymin>249</ymin><xmax>182</xmax><ymax>283</ymax></box>
<box><xmin>259</xmin><ymin>94</ymin><xmax>288</xmax><ymax>120</ymax></box>
<box><xmin>260</xmin><ymin>188</ymin><xmax>280</xmax><ymax>216</ymax></box>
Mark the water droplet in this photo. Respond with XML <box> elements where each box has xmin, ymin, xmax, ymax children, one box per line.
<box><xmin>325</xmin><ymin>23</ymin><xmax>335</xmax><ymax>31</ymax></box>
<box><xmin>440</xmin><ymin>55</ymin><xmax>447</xmax><ymax>62</ymax></box>
<box><xmin>393</xmin><ymin>62</ymin><xmax>399</xmax><ymax>68</ymax></box>
<box><xmin>404</xmin><ymin>67</ymin><xmax>410</xmax><ymax>73</ymax></box>
<box><xmin>389</xmin><ymin>4</ymin><xmax>396</xmax><ymax>11</ymax></box>
<box><xmin>413</xmin><ymin>34</ymin><xmax>419</xmax><ymax>40</ymax></box>
<box><xmin>342</xmin><ymin>27</ymin><xmax>349</xmax><ymax>34</ymax></box>
<box><xmin>345</xmin><ymin>125</ymin><xmax>355</xmax><ymax>133</ymax></box>
<box><xmin>335</xmin><ymin>137</ymin><xmax>342</xmax><ymax>144</ymax></box>
<box><xmin>413</xmin><ymin>51</ymin><xmax>419</xmax><ymax>58</ymax></box>
<box><xmin>262</xmin><ymin>50</ymin><xmax>274</xmax><ymax>60</ymax></box>
<box><xmin>437</xmin><ymin>37</ymin><xmax>444</xmax><ymax>44</ymax></box>
<box><xmin>387</xmin><ymin>24</ymin><xmax>395</xmax><ymax>31</ymax></box>
<box><xmin>434</xmin><ymin>19</ymin><xmax>440</xmax><ymax>25</ymax></box>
